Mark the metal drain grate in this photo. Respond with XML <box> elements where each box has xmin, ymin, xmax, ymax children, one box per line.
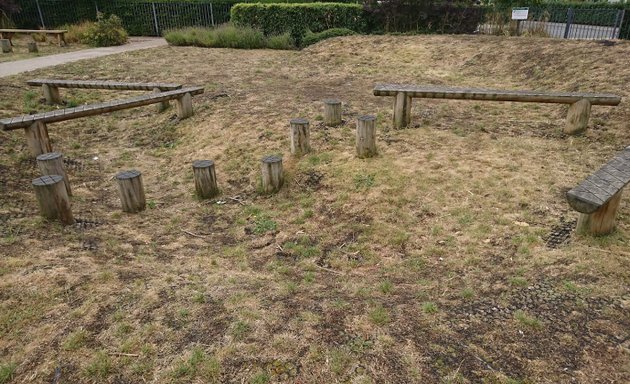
<box><xmin>544</xmin><ymin>218</ymin><xmax>576</xmax><ymax>248</ymax></box>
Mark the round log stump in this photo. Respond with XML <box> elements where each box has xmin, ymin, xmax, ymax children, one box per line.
<box><xmin>27</xmin><ymin>42</ymin><xmax>38</xmax><ymax>53</ymax></box>
<box><xmin>290</xmin><ymin>118</ymin><xmax>311</xmax><ymax>156</ymax></box>
<box><xmin>24</xmin><ymin>121</ymin><xmax>52</xmax><ymax>156</ymax></box>
<box><xmin>260</xmin><ymin>155</ymin><xmax>283</xmax><ymax>194</ymax></box>
<box><xmin>36</xmin><ymin>152</ymin><xmax>71</xmax><ymax>197</ymax></box>
<box><xmin>192</xmin><ymin>160</ymin><xmax>219</xmax><ymax>199</ymax></box>
<box><xmin>1</xmin><ymin>39</ymin><xmax>11</xmax><ymax>53</ymax></box>
<box><xmin>32</xmin><ymin>174</ymin><xmax>74</xmax><ymax>225</ymax></box>
<box><xmin>356</xmin><ymin>115</ymin><xmax>377</xmax><ymax>158</ymax></box>
<box><xmin>323</xmin><ymin>99</ymin><xmax>342</xmax><ymax>126</ymax></box>
<box><xmin>116</xmin><ymin>170</ymin><xmax>146</xmax><ymax>213</ymax></box>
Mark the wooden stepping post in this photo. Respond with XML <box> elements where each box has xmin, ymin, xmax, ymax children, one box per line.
<box><xmin>576</xmin><ymin>190</ymin><xmax>622</xmax><ymax>235</ymax></box>
<box><xmin>1</xmin><ymin>39</ymin><xmax>11</xmax><ymax>53</ymax></box>
<box><xmin>36</xmin><ymin>152</ymin><xmax>71</xmax><ymax>196</ymax></box>
<box><xmin>393</xmin><ymin>92</ymin><xmax>412</xmax><ymax>129</ymax></box>
<box><xmin>154</xmin><ymin>87</ymin><xmax>169</xmax><ymax>113</ymax></box>
<box><xmin>176</xmin><ymin>92</ymin><xmax>193</xmax><ymax>119</ymax></box>
<box><xmin>260</xmin><ymin>155</ymin><xmax>283</xmax><ymax>194</ymax></box>
<box><xmin>24</xmin><ymin>121</ymin><xmax>52</xmax><ymax>156</ymax></box>
<box><xmin>564</xmin><ymin>99</ymin><xmax>591</xmax><ymax>135</ymax></box>
<box><xmin>356</xmin><ymin>115</ymin><xmax>377</xmax><ymax>158</ymax></box>
<box><xmin>42</xmin><ymin>84</ymin><xmax>61</xmax><ymax>104</ymax></box>
<box><xmin>290</xmin><ymin>118</ymin><xmax>311</xmax><ymax>156</ymax></box>
<box><xmin>323</xmin><ymin>99</ymin><xmax>342</xmax><ymax>126</ymax></box>
<box><xmin>116</xmin><ymin>170</ymin><xmax>146</xmax><ymax>213</ymax></box>
<box><xmin>27</xmin><ymin>42</ymin><xmax>38</xmax><ymax>53</ymax></box>
<box><xmin>192</xmin><ymin>160</ymin><xmax>219</xmax><ymax>199</ymax></box>
<box><xmin>32</xmin><ymin>175</ymin><xmax>74</xmax><ymax>225</ymax></box>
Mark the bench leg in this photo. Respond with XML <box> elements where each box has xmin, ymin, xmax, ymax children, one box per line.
<box><xmin>42</xmin><ymin>84</ymin><xmax>61</xmax><ymax>105</ymax></box>
<box><xmin>0</xmin><ymin>39</ymin><xmax>11</xmax><ymax>53</ymax></box>
<box><xmin>154</xmin><ymin>87</ymin><xmax>169</xmax><ymax>113</ymax></box>
<box><xmin>393</xmin><ymin>92</ymin><xmax>412</xmax><ymax>129</ymax></box>
<box><xmin>577</xmin><ymin>189</ymin><xmax>623</xmax><ymax>236</ymax></box>
<box><xmin>564</xmin><ymin>99</ymin><xmax>591</xmax><ymax>135</ymax></box>
<box><xmin>176</xmin><ymin>93</ymin><xmax>194</xmax><ymax>119</ymax></box>
<box><xmin>24</xmin><ymin>121</ymin><xmax>52</xmax><ymax>157</ymax></box>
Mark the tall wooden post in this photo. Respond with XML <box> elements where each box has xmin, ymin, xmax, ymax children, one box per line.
<box><xmin>260</xmin><ymin>155</ymin><xmax>283</xmax><ymax>194</ymax></box>
<box><xmin>393</xmin><ymin>92</ymin><xmax>412</xmax><ymax>129</ymax></box>
<box><xmin>36</xmin><ymin>152</ymin><xmax>71</xmax><ymax>196</ymax></box>
<box><xmin>192</xmin><ymin>160</ymin><xmax>219</xmax><ymax>199</ymax></box>
<box><xmin>116</xmin><ymin>170</ymin><xmax>146</xmax><ymax>213</ymax></box>
<box><xmin>154</xmin><ymin>87</ymin><xmax>169</xmax><ymax>112</ymax></box>
<box><xmin>290</xmin><ymin>118</ymin><xmax>311</xmax><ymax>156</ymax></box>
<box><xmin>576</xmin><ymin>190</ymin><xmax>623</xmax><ymax>236</ymax></box>
<box><xmin>356</xmin><ymin>115</ymin><xmax>377</xmax><ymax>158</ymax></box>
<box><xmin>176</xmin><ymin>92</ymin><xmax>193</xmax><ymax>119</ymax></box>
<box><xmin>32</xmin><ymin>175</ymin><xmax>74</xmax><ymax>225</ymax></box>
<box><xmin>42</xmin><ymin>84</ymin><xmax>61</xmax><ymax>104</ymax></box>
<box><xmin>323</xmin><ymin>99</ymin><xmax>342</xmax><ymax>126</ymax></box>
<box><xmin>564</xmin><ymin>99</ymin><xmax>591</xmax><ymax>135</ymax></box>
<box><xmin>24</xmin><ymin>121</ymin><xmax>52</xmax><ymax>156</ymax></box>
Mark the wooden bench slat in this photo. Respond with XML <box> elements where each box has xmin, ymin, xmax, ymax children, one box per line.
<box><xmin>27</xmin><ymin>79</ymin><xmax>183</xmax><ymax>91</ymax></box>
<box><xmin>0</xmin><ymin>29</ymin><xmax>67</xmax><ymax>33</ymax></box>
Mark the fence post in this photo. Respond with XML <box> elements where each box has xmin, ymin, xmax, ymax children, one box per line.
<box><xmin>151</xmin><ymin>2</ymin><xmax>160</xmax><ymax>36</ymax></box>
<box><xmin>613</xmin><ymin>10</ymin><xmax>625</xmax><ymax>39</ymax></box>
<box><xmin>563</xmin><ymin>8</ymin><xmax>574</xmax><ymax>39</ymax></box>
<box><xmin>94</xmin><ymin>0</ymin><xmax>99</xmax><ymax>15</ymax></box>
<box><xmin>210</xmin><ymin>3</ymin><xmax>215</xmax><ymax>27</ymax></box>
<box><xmin>35</xmin><ymin>0</ymin><xmax>46</xmax><ymax>29</ymax></box>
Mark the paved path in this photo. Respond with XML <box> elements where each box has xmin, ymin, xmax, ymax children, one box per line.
<box><xmin>0</xmin><ymin>37</ymin><xmax>167</xmax><ymax>78</ymax></box>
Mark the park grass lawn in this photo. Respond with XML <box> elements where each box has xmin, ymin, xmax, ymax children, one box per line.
<box><xmin>0</xmin><ymin>34</ymin><xmax>629</xmax><ymax>383</ymax></box>
<box><xmin>0</xmin><ymin>35</ymin><xmax>87</xmax><ymax>64</ymax></box>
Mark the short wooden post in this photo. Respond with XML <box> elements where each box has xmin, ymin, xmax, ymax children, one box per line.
<box><xmin>154</xmin><ymin>87</ymin><xmax>169</xmax><ymax>113</ymax></box>
<box><xmin>176</xmin><ymin>92</ymin><xmax>193</xmax><ymax>119</ymax></box>
<box><xmin>290</xmin><ymin>118</ymin><xmax>311</xmax><ymax>156</ymax></box>
<box><xmin>323</xmin><ymin>99</ymin><xmax>342</xmax><ymax>126</ymax></box>
<box><xmin>36</xmin><ymin>152</ymin><xmax>71</xmax><ymax>196</ymax></box>
<box><xmin>576</xmin><ymin>190</ymin><xmax>623</xmax><ymax>236</ymax></box>
<box><xmin>564</xmin><ymin>99</ymin><xmax>591</xmax><ymax>135</ymax></box>
<box><xmin>192</xmin><ymin>160</ymin><xmax>219</xmax><ymax>199</ymax></box>
<box><xmin>24</xmin><ymin>121</ymin><xmax>52</xmax><ymax>156</ymax></box>
<box><xmin>27</xmin><ymin>42</ymin><xmax>38</xmax><ymax>53</ymax></box>
<box><xmin>0</xmin><ymin>39</ymin><xmax>11</xmax><ymax>53</ymax></box>
<box><xmin>32</xmin><ymin>175</ymin><xmax>74</xmax><ymax>225</ymax></box>
<box><xmin>393</xmin><ymin>92</ymin><xmax>412</xmax><ymax>129</ymax></box>
<box><xmin>116</xmin><ymin>170</ymin><xmax>146</xmax><ymax>213</ymax></box>
<box><xmin>260</xmin><ymin>155</ymin><xmax>283</xmax><ymax>194</ymax></box>
<box><xmin>356</xmin><ymin>115</ymin><xmax>377</xmax><ymax>158</ymax></box>
<box><xmin>42</xmin><ymin>84</ymin><xmax>62</xmax><ymax>104</ymax></box>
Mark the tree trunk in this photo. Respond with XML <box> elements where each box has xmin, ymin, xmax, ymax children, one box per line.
<box><xmin>32</xmin><ymin>174</ymin><xmax>74</xmax><ymax>225</ymax></box>
<box><xmin>116</xmin><ymin>170</ymin><xmax>146</xmax><ymax>213</ymax></box>
<box><xmin>36</xmin><ymin>152</ymin><xmax>71</xmax><ymax>196</ymax></box>
<box><xmin>192</xmin><ymin>160</ymin><xmax>219</xmax><ymax>199</ymax></box>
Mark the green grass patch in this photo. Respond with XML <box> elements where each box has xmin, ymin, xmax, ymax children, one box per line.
<box><xmin>165</xmin><ymin>24</ymin><xmax>294</xmax><ymax>50</ymax></box>
<box><xmin>0</xmin><ymin>363</ymin><xmax>16</xmax><ymax>384</ymax></box>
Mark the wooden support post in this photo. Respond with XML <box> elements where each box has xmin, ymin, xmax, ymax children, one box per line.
<box><xmin>290</xmin><ymin>118</ymin><xmax>311</xmax><ymax>156</ymax></box>
<box><xmin>0</xmin><ymin>39</ymin><xmax>11</xmax><ymax>53</ymax></box>
<box><xmin>36</xmin><ymin>152</ymin><xmax>71</xmax><ymax>196</ymax></box>
<box><xmin>176</xmin><ymin>92</ymin><xmax>193</xmax><ymax>119</ymax></box>
<box><xmin>116</xmin><ymin>170</ymin><xmax>146</xmax><ymax>213</ymax></box>
<box><xmin>154</xmin><ymin>87</ymin><xmax>169</xmax><ymax>113</ymax></box>
<box><xmin>356</xmin><ymin>115</ymin><xmax>377</xmax><ymax>158</ymax></box>
<box><xmin>576</xmin><ymin>189</ymin><xmax>623</xmax><ymax>236</ymax></box>
<box><xmin>260</xmin><ymin>155</ymin><xmax>283</xmax><ymax>194</ymax></box>
<box><xmin>32</xmin><ymin>175</ymin><xmax>74</xmax><ymax>225</ymax></box>
<box><xmin>42</xmin><ymin>84</ymin><xmax>61</xmax><ymax>104</ymax></box>
<box><xmin>192</xmin><ymin>160</ymin><xmax>219</xmax><ymax>199</ymax></box>
<box><xmin>27</xmin><ymin>42</ymin><xmax>38</xmax><ymax>53</ymax></box>
<box><xmin>24</xmin><ymin>121</ymin><xmax>52</xmax><ymax>156</ymax></box>
<box><xmin>564</xmin><ymin>98</ymin><xmax>591</xmax><ymax>135</ymax></box>
<box><xmin>393</xmin><ymin>92</ymin><xmax>412</xmax><ymax>129</ymax></box>
<box><xmin>323</xmin><ymin>99</ymin><xmax>342</xmax><ymax>126</ymax></box>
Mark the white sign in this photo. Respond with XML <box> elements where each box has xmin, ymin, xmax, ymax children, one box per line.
<box><xmin>512</xmin><ymin>7</ymin><xmax>529</xmax><ymax>20</ymax></box>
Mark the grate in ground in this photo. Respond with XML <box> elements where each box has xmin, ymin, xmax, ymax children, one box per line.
<box><xmin>72</xmin><ymin>217</ymin><xmax>105</xmax><ymax>231</ymax></box>
<box><xmin>544</xmin><ymin>218</ymin><xmax>576</xmax><ymax>249</ymax></box>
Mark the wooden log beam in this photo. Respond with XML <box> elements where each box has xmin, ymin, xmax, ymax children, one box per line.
<box><xmin>32</xmin><ymin>175</ymin><xmax>74</xmax><ymax>225</ymax></box>
<box><xmin>24</xmin><ymin>121</ymin><xmax>52</xmax><ymax>156</ymax></box>
<box><xmin>27</xmin><ymin>79</ymin><xmax>182</xmax><ymax>91</ymax></box>
<box><xmin>393</xmin><ymin>92</ymin><xmax>412</xmax><ymax>129</ymax></box>
<box><xmin>192</xmin><ymin>160</ymin><xmax>219</xmax><ymax>199</ymax></box>
<box><xmin>260</xmin><ymin>155</ymin><xmax>283</xmax><ymax>194</ymax></box>
<box><xmin>564</xmin><ymin>99</ymin><xmax>591</xmax><ymax>135</ymax></box>
<box><xmin>290</xmin><ymin>118</ymin><xmax>311</xmax><ymax>156</ymax></box>
<box><xmin>324</xmin><ymin>99</ymin><xmax>342</xmax><ymax>127</ymax></box>
<box><xmin>36</xmin><ymin>152</ymin><xmax>71</xmax><ymax>196</ymax></box>
<box><xmin>576</xmin><ymin>189</ymin><xmax>623</xmax><ymax>236</ymax></box>
<box><xmin>116</xmin><ymin>170</ymin><xmax>146</xmax><ymax>213</ymax></box>
<box><xmin>356</xmin><ymin>115</ymin><xmax>377</xmax><ymax>158</ymax></box>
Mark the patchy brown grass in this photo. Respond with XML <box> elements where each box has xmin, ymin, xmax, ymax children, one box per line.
<box><xmin>1</xmin><ymin>34</ymin><xmax>629</xmax><ymax>383</ymax></box>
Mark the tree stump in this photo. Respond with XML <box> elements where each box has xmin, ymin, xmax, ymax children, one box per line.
<box><xmin>260</xmin><ymin>155</ymin><xmax>283</xmax><ymax>194</ymax></box>
<box><xmin>176</xmin><ymin>92</ymin><xmax>193</xmax><ymax>119</ymax></box>
<box><xmin>32</xmin><ymin>175</ymin><xmax>74</xmax><ymax>225</ymax></box>
<box><xmin>42</xmin><ymin>84</ymin><xmax>62</xmax><ymax>104</ymax></box>
<box><xmin>290</xmin><ymin>118</ymin><xmax>311</xmax><ymax>156</ymax></box>
<box><xmin>0</xmin><ymin>39</ymin><xmax>11</xmax><ymax>53</ymax></box>
<box><xmin>564</xmin><ymin>99</ymin><xmax>591</xmax><ymax>135</ymax></box>
<box><xmin>36</xmin><ymin>152</ymin><xmax>71</xmax><ymax>196</ymax></box>
<box><xmin>192</xmin><ymin>160</ymin><xmax>219</xmax><ymax>199</ymax></box>
<box><xmin>393</xmin><ymin>92</ymin><xmax>412</xmax><ymax>129</ymax></box>
<box><xmin>154</xmin><ymin>87</ymin><xmax>169</xmax><ymax>113</ymax></box>
<box><xmin>27</xmin><ymin>42</ymin><xmax>38</xmax><ymax>53</ymax></box>
<box><xmin>24</xmin><ymin>121</ymin><xmax>52</xmax><ymax>156</ymax></box>
<box><xmin>356</xmin><ymin>115</ymin><xmax>377</xmax><ymax>158</ymax></box>
<box><xmin>116</xmin><ymin>170</ymin><xmax>146</xmax><ymax>213</ymax></box>
<box><xmin>576</xmin><ymin>189</ymin><xmax>623</xmax><ymax>236</ymax></box>
<box><xmin>323</xmin><ymin>99</ymin><xmax>342</xmax><ymax>126</ymax></box>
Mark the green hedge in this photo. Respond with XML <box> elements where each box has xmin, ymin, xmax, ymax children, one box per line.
<box><xmin>231</xmin><ymin>3</ymin><xmax>366</xmax><ymax>36</ymax></box>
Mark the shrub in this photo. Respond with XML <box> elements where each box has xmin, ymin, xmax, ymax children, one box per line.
<box><xmin>165</xmin><ymin>24</ymin><xmax>295</xmax><ymax>50</ymax></box>
<box><xmin>303</xmin><ymin>28</ymin><xmax>357</xmax><ymax>46</ymax></box>
<box><xmin>82</xmin><ymin>13</ymin><xmax>128</xmax><ymax>47</ymax></box>
<box><xmin>62</xmin><ymin>20</ymin><xmax>95</xmax><ymax>44</ymax></box>
<box><xmin>212</xmin><ymin>23</ymin><xmax>266</xmax><ymax>49</ymax></box>
<box><xmin>267</xmin><ymin>33</ymin><xmax>295</xmax><ymax>50</ymax></box>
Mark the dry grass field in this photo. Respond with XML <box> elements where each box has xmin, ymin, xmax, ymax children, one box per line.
<box><xmin>0</xmin><ymin>34</ymin><xmax>629</xmax><ymax>383</ymax></box>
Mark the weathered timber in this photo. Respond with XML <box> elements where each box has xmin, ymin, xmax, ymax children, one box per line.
<box><xmin>290</xmin><ymin>118</ymin><xmax>311</xmax><ymax>155</ymax></box>
<box><xmin>27</xmin><ymin>42</ymin><xmax>38</xmax><ymax>53</ymax></box>
<box><xmin>324</xmin><ymin>99</ymin><xmax>342</xmax><ymax>126</ymax></box>
<box><xmin>154</xmin><ymin>87</ymin><xmax>169</xmax><ymax>112</ymax></box>
<box><xmin>1</xmin><ymin>39</ymin><xmax>11</xmax><ymax>53</ymax></box>
<box><xmin>37</xmin><ymin>152</ymin><xmax>71</xmax><ymax>196</ymax></box>
<box><xmin>32</xmin><ymin>174</ymin><xmax>74</xmax><ymax>225</ymax></box>
<box><xmin>27</xmin><ymin>79</ymin><xmax>182</xmax><ymax>98</ymax></box>
<box><xmin>261</xmin><ymin>155</ymin><xmax>283</xmax><ymax>194</ymax></box>
<box><xmin>24</xmin><ymin>121</ymin><xmax>52</xmax><ymax>156</ymax></box>
<box><xmin>116</xmin><ymin>170</ymin><xmax>146</xmax><ymax>213</ymax></box>
<box><xmin>192</xmin><ymin>160</ymin><xmax>219</xmax><ymax>199</ymax></box>
<box><xmin>42</xmin><ymin>84</ymin><xmax>61</xmax><ymax>104</ymax></box>
<box><xmin>566</xmin><ymin>146</ymin><xmax>630</xmax><ymax>235</ymax></box>
<box><xmin>393</xmin><ymin>92</ymin><xmax>412</xmax><ymax>129</ymax></box>
<box><xmin>356</xmin><ymin>115</ymin><xmax>377</xmax><ymax>158</ymax></box>
<box><xmin>176</xmin><ymin>92</ymin><xmax>194</xmax><ymax>119</ymax></box>
<box><xmin>0</xmin><ymin>29</ymin><xmax>67</xmax><ymax>46</ymax></box>
<box><xmin>564</xmin><ymin>99</ymin><xmax>591</xmax><ymax>135</ymax></box>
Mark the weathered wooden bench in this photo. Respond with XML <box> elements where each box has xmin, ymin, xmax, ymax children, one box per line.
<box><xmin>27</xmin><ymin>79</ymin><xmax>183</xmax><ymax>105</ymax></box>
<box><xmin>0</xmin><ymin>87</ymin><xmax>204</xmax><ymax>156</ymax></box>
<box><xmin>566</xmin><ymin>146</ymin><xmax>630</xmax><ymax>235</ymax></box>
<box><xmin>0</xmin><ymin>29</ymin><xmax>68</xmax><ymax>46</ymax></box>
<box><xmin>373</xmin><ymin>84</ymin><xmax>621</xmax><ymax>134</ymax></box>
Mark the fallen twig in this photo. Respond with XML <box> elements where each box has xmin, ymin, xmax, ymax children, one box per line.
<box><xmin>315</xmin><ymin>264</ymin><xmax>344</xmax><ymax>275</ymax></box>
<box><xmin>180</xmin><ymin>229</ymin><xmax>209</xmax><ymax>238</ymax></box>
<box><xmin>108</xmin><ymin>352</ymin><xmax>140</xmax><ymax>357</ymax></box>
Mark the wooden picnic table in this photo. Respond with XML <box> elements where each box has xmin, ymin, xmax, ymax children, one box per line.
<box><xmin>0</xmin><ymin>29</ymin><xmax>68</xmax><ymax>47</ymax></box>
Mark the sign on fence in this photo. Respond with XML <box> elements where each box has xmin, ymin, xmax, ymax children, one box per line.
<box><xmin>512</xmin><ymin>7</ymin><xmax>529</xmax><ymax>21</ymax></box>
